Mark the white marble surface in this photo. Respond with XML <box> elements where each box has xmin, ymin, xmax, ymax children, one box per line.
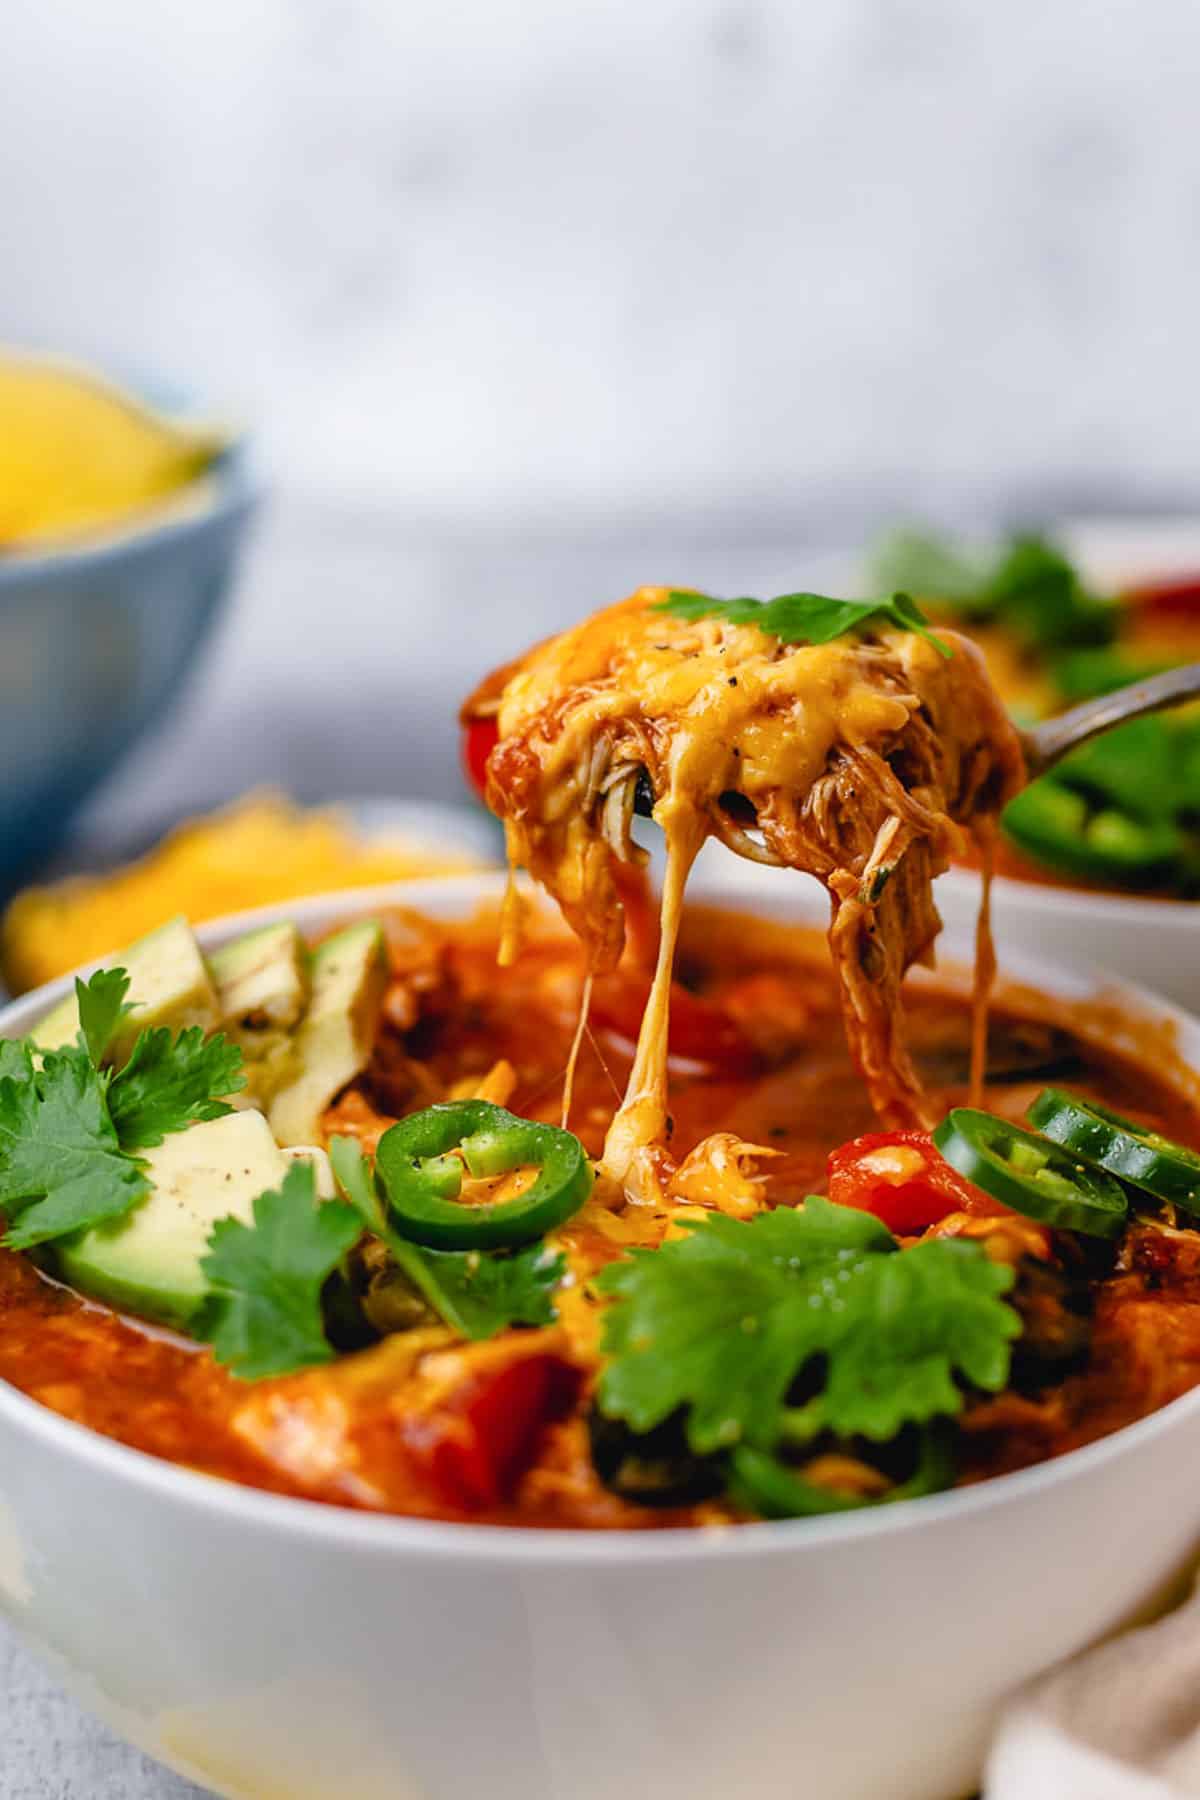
<box><xmin>0</xmin><ymin>1631</ymin><xmax>208</xmax><ymax>1799</ymax></box>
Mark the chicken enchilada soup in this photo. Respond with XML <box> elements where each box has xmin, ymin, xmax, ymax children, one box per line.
<box><xmin>3</xmin><ymin>585</ymin><xmax>1200</xmax><ymax>1529</ymax></box>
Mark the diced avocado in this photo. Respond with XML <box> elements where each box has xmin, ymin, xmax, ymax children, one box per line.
<box><xmin>268</xmin><ymin>921</ymin><xmax>388</xmax><ymax>1148</ymax></box>
<box><xmin>209</xmin><ymin>922</ymin><xmax>310</xmax><ymax>1032</ymax></box>
<box><xmin>54</xmin><ymin>1110</ymin><xmax>289</xmax><ymax>1329</ymax></box>
<box><xmin>34</xmin><ymin>916</ymin><xmax>218</xmax><ymax>1063</ymax></box>
<box><xmin>228</xmin><ymin>1033</ymin><xmax>303</xmax><ymax>1113</ymax></box>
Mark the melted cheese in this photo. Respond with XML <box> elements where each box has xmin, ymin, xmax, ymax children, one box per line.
<box><xmin>599</xmin><ymin>808</ymin><xmax>705</xmax><ymax>1185</ymax></box>
<box><xmin>468</xmin><ymin>586</ymin><xmax>1025</xmax><ymax>1184</ymax></box>
<box><xmin>495</xmin><ymin>592</ymin><xmax>919</xmax><ymax>808</ymax></box>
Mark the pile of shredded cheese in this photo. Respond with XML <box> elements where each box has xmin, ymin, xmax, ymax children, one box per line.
<box><xmin>1</xmin><ymin>793</ymin><xmax>486</xmax><ymax>993</ymax></box>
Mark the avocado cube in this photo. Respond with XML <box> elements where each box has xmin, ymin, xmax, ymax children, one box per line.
<box><xmin>34</xmin><ymin>916</ymin><xmax>219</xmax><ymax>1064</ymax></box>
<box><xmin>268</xmin><ymin>921</ymin><xmax>389</xmax><ymax>1148</ymax></box>
<box><xmin>54</xmin><ymin>1110</ymin><xmax>290</xmax><ymax>1329</ymax></box>
<box><xmin>209</xmin><ymin>922</ymin><xmax>310</xmax><ymax>1032</ymax></box>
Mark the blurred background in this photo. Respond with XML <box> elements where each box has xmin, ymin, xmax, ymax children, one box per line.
<box><xmin>2</xmin><ymin>0</ymin><xmax>1200</xmax><ymax>971</ymax></box>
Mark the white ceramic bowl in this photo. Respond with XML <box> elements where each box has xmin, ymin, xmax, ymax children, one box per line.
<box><xmin>3</xmin><ymin>872</ymin><xmax>1200</xmax><ymax>1800</ymax></box>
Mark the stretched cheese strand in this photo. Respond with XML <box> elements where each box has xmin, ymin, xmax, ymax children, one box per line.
<box><xmin>560</xmin><ymin>973</ymin><xmax>593</xmax><ymax>1131</ymax></box>
<box><xmin>600</xmin><ymin>809</ymin><xmax>705</xmax><ymax>1183</ymax></box>
<box><xmin>968</xmin><ymin>825</ymin><xmax>998</xmax><ymax>1111</ymax></box>
<box><xmin>498</xmin><ymin>856</ymin><xmax>526</xmax><ymax>967</ymax></box>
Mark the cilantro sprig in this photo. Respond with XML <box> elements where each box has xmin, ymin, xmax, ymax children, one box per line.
<box><xmin>107</xmin><ymin>1026</ymin><xmax>245</xmax><ymax>1150</ymax></box>
<box><xmin>188</xmin><ymin>1139</ymin><xmax>564</xmax><ymax>1383</ymax></box>
<box><xmin>0</xmin><ymin>968</ymin><xmax>245</xmax><ymax>1250</ymax></box>
<box><xmin>595</xmin><ymin>1198</ymin><xmax>1018</xmax><ymax>1492</ymax></box>
<box><xmin>0</xmin><ymin>1043</ymin><xmax>150</xmax><ymax>1249</ymax></box>
<box><xmin>657</xmin><ymin>588</ymin><xmax>951</xmax><ymax>658</ymax></box>
<box><xmin>331</xmin><ymin>1137</ymin><xmax>564</xmax><ymax>1341</ymax></box>
<box><xmin>76</xmin><ymin>968</ymin><xmax>135</xmax><ymax>1065</ymax></box>
<box><xmin>196</xmin><ymin>1162</ymin><xmax>363</xmax><ymax>1380</ymax></box>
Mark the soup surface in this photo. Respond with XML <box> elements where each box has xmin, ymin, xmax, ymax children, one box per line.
<box><xmin>3</xmin><ymin>901</ymin><xmax>1200</xmax><ymax>1528</ymax></box>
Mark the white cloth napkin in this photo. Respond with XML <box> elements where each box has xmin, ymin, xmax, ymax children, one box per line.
<box><xmin>987</xmin><ymin>1573</ymin><xmax>1200</xmax><ymax>1797</ymax></box>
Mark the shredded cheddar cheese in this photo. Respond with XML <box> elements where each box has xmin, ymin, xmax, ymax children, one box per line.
<box><xmin>1</xmin><ymin>792</ymin><xmax>485</xmax><ymax>994</ymax></box>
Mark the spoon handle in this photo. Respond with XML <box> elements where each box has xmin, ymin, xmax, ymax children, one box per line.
<box><xmin>1022</xmin><ymin>661</ymin><xmax>1200</xmax><ymax>778</ymax></box>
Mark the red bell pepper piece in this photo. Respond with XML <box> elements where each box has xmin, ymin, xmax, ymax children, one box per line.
<box><xmin>827</xmin><ymin>1129</ymin><xmax>1000</xmax><ymax>1235</ymax></box>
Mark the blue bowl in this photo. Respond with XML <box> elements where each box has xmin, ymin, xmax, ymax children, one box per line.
<box><xmin>0</xmin><ymin>400</ymin><xmax>257</xmax><ymax>885</ymax></box>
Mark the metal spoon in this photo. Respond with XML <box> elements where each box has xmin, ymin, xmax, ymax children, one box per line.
<box><xmin>629</xmin><ymin>661</ymin><xmax>1200</xmax><ymax>819</ymax></box>
<box><xmin>1021</xmin><ymin>661</ymin><xmax>1200</xmax><ymax>777</ymax></box>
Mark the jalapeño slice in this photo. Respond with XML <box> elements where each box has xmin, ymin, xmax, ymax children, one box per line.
<box><xmin>1028</xmin><ymin>1088</ymin><xmax>1200</xmax><ymax>1215</ymax></box>
<box><xmin>375</xmin><ymin>1100</ymin><xmax>593</xmax><ymax>1251</ymax></box>
<box><xmin>933</xmin><ymin>1109</ymin><xmax>1127</xmax><ymax>1239</ymax></box>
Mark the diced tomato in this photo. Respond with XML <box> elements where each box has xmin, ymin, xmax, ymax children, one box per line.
<box><xmin>1121</xmin><ymin>574</ymin><xmax>1200</xmax><ymax>618</ymax></box>
<box><xmin>590</xmin><ymin>972</ymin><xmax>757</xmax><ymax>1071</ymax></box>
<box><xmin>462</xmin><ymin>717</ymin><xmax>500</xmax><ymax>801</ymax></box>
<box><xmin>411</xmin><ymin>1352</ymin><xmax>580</xmax><ymax>1510</ymax></box>
<box><xmin>826</xmin><ymin>1130</ymin><xmax>1000</xmax><ymax>1235</ymax></box>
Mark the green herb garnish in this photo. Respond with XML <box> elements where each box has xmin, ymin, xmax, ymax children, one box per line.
<box><xmin>657</xmin><ymin>588</ymin><xmax>951</xmax><ymax>658</ymax></box>
<box><xmin>0</xmin><ymin>1043</ymin><xmax>150</xmax><ymax>1249</ymax></box>
<box><xmin>196</xmin><ymin>1162</ymin><xmax>362</xmax><ymax>1380</ymax></box>
<box><xmin>107</xmin><ymin>1025</ymin><xmax>246</xmax><ymax>1150</ymax></box>
<box><xmin>595</xmin><ymin>1198</ymin><xmax>1018</xmax><ymax>1457</ymax></box>
<box><xmin>412</xmin><ymin>1242</ymin><xmax>563</xmax><ymax>1339</ymax></box>
<box><xmin>0</xmin><ymin>967</ymin><xmax>245</xmax><ymax>1249</ymax></box>
<box><xmin>331</xmin><ymin>1136</ymin><xmax>565</xmax><ymax>1341</ymax></box>
<box><xmin>75</xmin><ymin>968</ymin><xmax>135</xmax><ymax>1065</ymax></box>
<box><xmin>0</xmin><ymin>1040</ymin><xmax>33</xmax><ymax>1082</ymax></box>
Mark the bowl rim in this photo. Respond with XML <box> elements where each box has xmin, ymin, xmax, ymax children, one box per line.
<box><xmin>3</xmin><ymin>868</ymin><xmax>1200</xmax><ymax>1565</ymax></box>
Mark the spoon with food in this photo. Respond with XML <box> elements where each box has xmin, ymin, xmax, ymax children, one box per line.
<box><xmin>461</xmin><ymin>586</ymin><xmax>1200</xmax><ymax>1185</ymax></box>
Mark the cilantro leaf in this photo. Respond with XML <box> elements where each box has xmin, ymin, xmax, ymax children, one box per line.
<box><xmin>410</xmin><ymin>1242</ymin><xmax>563</xmax><ymax>1339</ymax></box>
<box><xmin>0</xmin><ymin>995</ymin><xmax>240</xmax><ymax>1257</ymax></box>
<box><xmin>107</xmin><ymin>1026</ymin><xmax>245</xmax><ymax>1151</ymax></box>
<box><xmin>0</xmin><ymin>1047</ymin><xmax>149</xmax><ymax>1249</ymax></box>
<box><xmin>75</xmin><ymin>968</ymin><xmax>135</xmax><ymax>1065</ymax></box>
<box><xmin>595</xmin><ymin>1197</ymin><xmax>1017</xmax><ymax>1455</ymax></box>
<box><xmin>0</xmin><ymin>1040</ymin><xmax>34</xmax><ymax>1083</ymax></box>
<box><xmin>330</xmin><ymin>1136</ymin><xmax>564</xmax><ymax>1341</ymax></box>
<box><xmin>196</xmin><ymin>1162</ymin><xmax>362</xmax><ymax>1380</ymax></box>
<box><xmin>780</xmin><ymin>1236</ymin><xmax>1020</xmax><ymax>1444</ymax></box>
<box><xmin>658</xmin><ymin>589</ymin><xmax>951</xmax><ymax>659</ymax></box>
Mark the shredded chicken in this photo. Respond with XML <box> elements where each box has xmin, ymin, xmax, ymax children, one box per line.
<box><xmin>464</xmin><ymin>587</ymin><xmax>1024</xmax><ymax>1179</ymax></box>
